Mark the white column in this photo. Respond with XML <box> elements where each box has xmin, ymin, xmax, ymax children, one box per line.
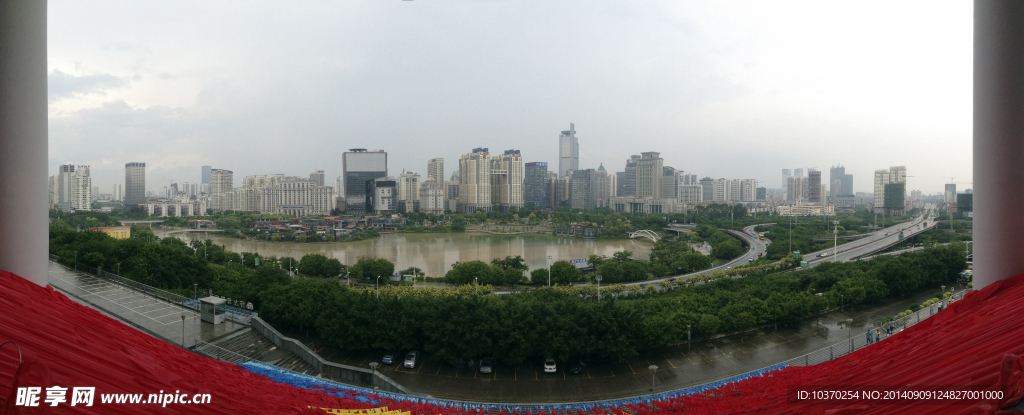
<box><xmin>974</xmin><ymin>1</ymin><xmax>1024</xmax><ymax>290</ymax></box>
<box><xmin>0</xmin><ymin>0</ymin><xmax>48</xmax><ymax>286</ymax></box>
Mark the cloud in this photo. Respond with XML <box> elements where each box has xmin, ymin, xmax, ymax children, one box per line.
<box><xmin>48</xmin><ymin>70</ymin><xmax>128</xmax><ymax>102</ymax></box>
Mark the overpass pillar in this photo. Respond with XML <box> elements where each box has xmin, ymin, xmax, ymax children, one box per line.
<box><xmin>0</xmin><ymin>0</ymin><xmax>48</xmax><ymax>286</ymax></box>
<box><xmin>974</xmin><ymin>1</ymin><xmax>1024</xmax><ymax>290</ymax></box>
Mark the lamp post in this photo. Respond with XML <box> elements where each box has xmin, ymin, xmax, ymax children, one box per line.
<box><xmin>475</xmin><ymin>277</ymin><xmax>478</xmax><ymax>294</ymax></box>
<box><xmin>180</xmin><ymin>314</ymin><xmax>186</xmax><ymax>348</ymax></box>
<box><xmin>648</xmin><ymin>365</ymin><xmax>658</xmax><ymax>393</ymax></box>
<box><xmin>687</xmin><ymin>324</ymin><xmax>691</xmax><ymax>352</ymax></box>
<box><xmin>595</xmin><ymin>275</ymin><xmax>602</xmax><ymax>302</ymax></box>
<box><xmin>369</xmin><ymin>362</ymin><xmax>379</xmax><ymax>389</ymax></box>
<box><xmin>376</xmin><ymin>276</ymin><xmax>382</xmax><ymax>299</ymax></box>
<box><xmin>193</xmin><ymin>283</ymin><xmax>199</xmax><ymax>312</ymax></box>
<box><xmin>74</xmin><ymin>250</ymin><xmax>78</xmax><ymax>271</ymax></box>
<box><xmin>846</xmin><ymin>318</ymin><xmax>853</xmax><ymax>353</ymax></box>
<box><xmin>833</xmin><ymin>220</ymin><xmax>839</xmax><ymax>262</ymax></box>
<box><xmin>840</xmin><ymin>293</ymin><xmax>844</xmax><ymax>312</ymax></box>
<box><xmin>547</xmin><ymin>255</ymin><xmax>553</xmax><ymax>287</ymax></box>
<box><xmin>941</xmin><ymin>285</ymin><xmax>946</xmax><ymax>306</ymax></box>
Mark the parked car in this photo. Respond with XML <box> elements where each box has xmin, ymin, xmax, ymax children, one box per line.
<box><xmin>568</xmin><ymin>358</ymin><xmax>586</xmax><ymax>375</ymax></box>
<box><xmin>479</xmin><ymin>358</ymin><xmax>495</xmax><ymax>374</ymax></box>
<box><xmin>544</xmin><ymin>357</ymin><xmax>557</xmax><ymax>373</ymax></box>
<box><xmin>404</xmin><ymin>351</ymin><xmax>419</xmax><ymax>369</ymax></box>
<box><xmin>382</xmin><ymin>351</ymin><xmax>399</xmax><ymax>365</ymax></box>
<box><xmin>819</xmin><ymin>252</ymin><xmax>828</xmax><ymax>257</ymax></box>
<box><xmin>748</xmin><ymin>257</ymin><xmax>754</xmax><ymax>262</ymax></box>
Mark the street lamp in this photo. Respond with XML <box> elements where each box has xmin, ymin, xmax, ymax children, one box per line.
<box><xmin>369</xmin><ymin>362</ymin><xmax>379</xmax><ymax>389</ymax></box>
<box><xmin>74</xmin><ymin>250</ymin><xmax>78</xmax><ymax>271</ymax></box>
<box><xmin>547</xmin><ymin>255</ymin><xmax>553</xmax><ymax>287</ymax></box>
<box><xmin>595</xmin><ymin>275</ymin><xmax>602</xmax><ymax>302</ymax></box>
<box><xmin>193</xmin><ymin>283</ymin><xmax>199</xmax><ymax>312</ymax></box>
<box><xmin>180</xmin><ymin>314</ymin><xmax>187</xmax><ymax>348</ymax></box>
<box><xmin>941</xmin><ymin>285</ymin><xmax>946</xmax><ymax>306</ymax></box>
<box><xmin>840</xmin><ymin>293</ymin><xmax>844</xmax><ymax>312</ymax></box>
<box><xmin>833</xmin><ymin>220</ymin><xmax>839</xmax><ymax>262</ymax></box>
<box><xmin>648</xmin><ymin>365</ymin><xmax>658</xmax><ymax>393</ymax></box>
<box><xmin>376</xmin><ymin>276</ymin><xmax>382</xmax><ymax>299</ymax></box>
<box><xmin>846</xmin><ymin>318</ymin><xmax>853</xmax><ymax>353</ymax></box>
<box><xmin>475</xmin><ymin>277</ymin><xmax>478</xmax><ymax>294</ymax></box>
<box><xmin>687</xmin><ymin>324</ymin><xmax>692</xmax><ymax>352</ymax></box>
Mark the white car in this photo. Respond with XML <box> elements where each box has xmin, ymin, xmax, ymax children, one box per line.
<box><xmin>404</xmin><ymin>351</ymin><xmax>419</xmax><ymax>369</ymax></box>
<box><xmin>544</xmin><ymin>357</ymin><xmax>557</xmax><ymax>373</ymax></box>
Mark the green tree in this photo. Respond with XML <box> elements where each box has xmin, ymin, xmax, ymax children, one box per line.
<box><xmin>550</xmin><ymin>260</ymin><xmax>580</xmax><ymax>285</ymax></box>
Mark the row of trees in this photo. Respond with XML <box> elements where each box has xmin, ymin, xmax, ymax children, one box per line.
<box><xmin>49</xmin><ymin>218</ymin><xmax>966</xmax><ymax>365</ymax></box>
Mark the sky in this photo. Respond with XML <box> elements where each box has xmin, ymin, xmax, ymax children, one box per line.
<box><xmin>48</xmin><ymin>1</ymin><xmax>973</xmax><ymax>196</ymax></box>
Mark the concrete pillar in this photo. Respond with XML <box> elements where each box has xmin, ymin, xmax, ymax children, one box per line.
<box><xmin>0</xmin><ymin>0</ymin><xmax>48</xmax><ymax>286</ymax></box>
<box><xmin>974</xmin><ymin>1</ymin><xmax>1024</xmax><ymax>290</ymax></box>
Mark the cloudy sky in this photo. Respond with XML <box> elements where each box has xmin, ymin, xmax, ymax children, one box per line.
<box><xmin>48</xmin><ymin>1</ymin><xmax>972</xmax><ymax>196</ymax></box>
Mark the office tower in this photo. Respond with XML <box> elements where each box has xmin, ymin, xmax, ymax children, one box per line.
<box><xmin>418</xmin><ymin>178</ymin><xmax>446</xmax><ymax>215</ymax></box>
<box><xmin>756</xmin><ymin>187</ymin><xmax>767</xmax><ymax>201</ymax></box>
<box><xmin>569</xmin><ymin>169</ymin><xmax>601</xmax><ymax>210</ymax></box>
<box><xmin>662</xmin><ymin>167</ymin><xmax>679</xmax><ymax>199</ymax></box>
<box><xmin>70</xmin><ymin>166</ymin><xmax>91</xmax><ymax>211</ymax></box>
<box><xmin>335</xmin><ymin>176</ymin><xmax>343</xmax><ymax>198</ymax></box>
<box><xmin>636</xmin><ymin>152</ymin><xmax>663</xmax><ymax>199</ymax></box>
<box><xmin>524</xmin><ymin>162</ymin><xmax>550</xmax><ymax>208</ymax></box>
<box><xmin>309</xmin><ymin>169</ymin><xmax>325</xmax><ymax>187</ymax></box>
<box><xmin>56</xmin><ymin>164</ymin><xmax>75</xmax><ymax>211</ymax></box>
<box><xmin>397</xmin><ymin>170</ymin><xmax>421</xmax><ymax>212</ymax></box>
<box><xmin>558</xmin><ymin>123</ymin><xmax>579</xmax><ymax>179</ymax></box>
<box><xmin>829</xmin><ymin>165</ymin><xmax>854</xmax><ymax>199</ymax></box>
<box><xmin>617</xmin><ymin>155</ymin><xmax>641</xmax><ymax>197</ymax></box>
<box><xmin>210</xmin><ymin>168</ymin><xmax>233</xmax><ymax>212</ymax></box>
<box><xmin>458</xmin><ymin>148</ymin><xmax>491</xmax><ymax>212</ymax></box>
<box><xmin>781</xmin><ymin>169</ymin><xmax>792</xmax><ymax>195</ymax></box>
<box><xmin>124</xmin><ymin>162</ymin><xmax>146</xmax><ymax>207</ymax></box>
<box><xmin>428</xmin><ymin>158</ymin><xmax>444</xmax><ymax>183</ymax></box>
<box><xmin>808</xmin><ymin>170</ymin><xmax>822</xmax><ymax>203</ymax></box>
<box><xmin>366</xmin><ymin>177</ymin><xmax>397</xmax><ymax>214</ymax></box>
<box><xmin>551</xmin><ymin>176</ymin><xmax>570</xmax><ymax>208</ymax></box>
<box><xmin>873</xmin><ymin>169</ymin><xmax>890</xmax><ymax>211</ymax></box>
<box><xmin>490</xmin><ymin>150</ymin><xmax>523</xmax><ymax>212</ymax></box>
<box><xmin>681</xmin><ymin>173</ymin><xmax>698</xmax><ymax>186</ymax></box>
<box><xmin>201</xmin><ymin>165</ymin><xmax>212</xmax><ymax>184</ymax></box>
<box><xmin>595</xmin><ymin>164</ymin><xmax>610</xmax><ymax>207</ymax></box>
<box><xmin>699</xmin><ymin>177</ymin><xmax>715</xmax><ymax>202</ymax></box>
<box><xmin>445</xmin><ymin>180</ymin><xmax>460</xmax><ymax>212</ymax></box>
<box><xmin>607</xmin><ymin>170</ymin><xmax>617</xmax><ymax>198</ymax></box>
<box><xmin>794</xmin><ymin>168</ymin><xmax>804</xmax><ymax>178</ymax></box>
<box><xmin>342</xmin><ymin>149</ymin><xmax>388</xmax><ymax>213</ymax></box>
<box><xmin>680</xmin><ymin>184</ymin><xmax>703</xmax><ymax>204</ymax></box>
<box><xmin>112</xmin><ymin>184</ymin><xmax>122</xmax><ymax>201</ymax></box>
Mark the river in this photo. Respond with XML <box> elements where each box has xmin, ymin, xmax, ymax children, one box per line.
<box><xmin>157</xmin><ymin>230</ymin><xmax>654</xmax><ymax>278</ymax></box>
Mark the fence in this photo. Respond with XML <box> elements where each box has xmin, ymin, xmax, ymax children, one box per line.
<box><xmin>49</xmin><ymin>255</ymin><xmax>256</xmax><ymax>323</ymax></box>
<box><xmin>193</xmin><ymin>340</ymin><xmax>252</xmax><ymax>364</ymax></box>
<box><xmin>248</xmin><ymin>317</ymin><xmax>416</xmax><ymax>396</ymax></box>
<box><xmin>781</xmin><ymin>289</ymin><xmax>967</xmax><ymax>367</ymax></box>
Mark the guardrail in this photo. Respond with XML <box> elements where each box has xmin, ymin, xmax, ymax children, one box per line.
<box><xmin>248</xmin><ymin>317</ymin><xmax>417</xmax><ymax>396</ymax></box>
<box><xmin>193</xmin><ymin>339</ymin><xmax>252</xmax><ymax>364</ymax></box>
<box><xmin>781</xmin><ymin>289</ymin><xmax>966</xmax><ymax>367</ymax></box>
<box><xmin>49</xmin><ymin>254</ymin><xmax>196</xmax><ymax>311</ymax></box>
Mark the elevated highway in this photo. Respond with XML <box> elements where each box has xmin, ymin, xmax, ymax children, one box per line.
<box><xmin>801</xmin><ymin>206</ymin><xmax>936</xmax><ymax>268</ymax></box>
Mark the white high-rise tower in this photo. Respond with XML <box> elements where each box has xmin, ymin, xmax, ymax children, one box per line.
<box><xmin>558</xmin><ymin>123</ymin><xmax>579</xmax><ymax>179</ymax></box>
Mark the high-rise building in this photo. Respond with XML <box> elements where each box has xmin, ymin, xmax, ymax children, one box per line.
<box><xmin>570</xmin><ymin>169</ymin><xmax>599</xmax><ymax>210</ymax></box>
<box><xmin>713</xmin><ymin>178</ymin><xmax>729</xmax><ymax>202</ymax></box>
<box><xmin>309</xmin><ymin>169</ymin><xmax>325</xmax><ymax>187</ymax></box>
<box><xmin>490</xmin><ymin>150</ymin><xmax>523</xmax><ymax>212</ymax></box>
<box><xmin>617</xmin><ymin>155</ymin><xmax>641</xmax><ymax>197</ymax></box>
<box><xmin>71</xmin><ymin>166</ymin><xmax>92</xmax><ymax>211</ymax></box>
<box><xmin>596</xmin><ymin>163</ymin><xmax>610</xmax><ymax>207</ymax></box>
<box><xmin>889</xmin><ymin>166</ymin><xmax>907</xmax><ymax>184</ymax></box>
<box><xmin>343</xmin><ymin>149</ymin><xmax>388</xmax><ymax>213</ymax></box>
<box><xmin>418</xmin><ymin>178</ymin><xmax>445</xmax><ymax>215</ymax></box>
<box><xmin>427</xmin><ymin>158</ymin><xmax>444</xmax><ymax>183</ymax></box>
<box><xmin>524</xmin><ymin>162</ymin><xmax>550</xmax><ymax>208</ymax></box>
<box><xmin>945</xmin><ymin>184</ymin><xmax>957</xmax><ymax>204</ymax></box>
<box><xmin>458</xmin><ymin>148</ymin><xmax>491</xmax><ymax>213</ymax></box>
<box><xmin>636</xmin><ymin>152</ymin><xmax>663</xmax><ymax>199</ymax></box>
<box><xmin>794</xmin><ymin>168</ymin><xmax>804</xmax><ymax>178</ymax></box>
<box><xmin>607</xmin><ymin>170</ymin><xmax>617</xmax><ymax>198</ymax></box>
<box><xmin>873</xmin><ymin>169</ymin><xmax>890</xmax><ymax>212</ymax></box>
<box><xmin>699</xmin><ymin>177</ymin><xmax>715</xmax><ymax>202</ymax></box>
<box><xmin>680</xmin><ymin>173</ymin><xmax>698</xmax><ymax>186</ymax></box>
<box><xmin>551</xmin><ymin>175</ymin><xmax>570</xmax><ymax>208</ymax></box>
<box><xmin>679</xmin><ymin>184</ymin><xmax>703</xmax><ymax>204</ymax></box>
<box><xmin>397</xmin><ymin>170</ymin><xmax>421</xmax><ymax>212</ymax></box>
<box><xmin>756</xmin><ymin>187</ymin><xmax>767</xmax><ymax>201</ymax></box>
<box><xmin>808</xmin><ymin>170</ymin><xmax>822</xmax><ymax>203</ymax></box>
<box><xmin>57</xmin><ymin>164</ymin><xmax>75</xmax><ymax>211</ymax></box>
<box><xmin>740</xmin><ymin>179</ymin><xmax>757</xmax><ymax>202</ymax></box>
<box><xmin>113</xmin><ymin>184</ymin><xmax>122</xmax><ymax>201</ymax></box>
<box><xmin>210</xmin><ymin>168</ymin><xmax>233</xmax><ymax>212</ymax></box>
<box><xmin>201</xmin><ymin>165</ymin><xmax>212</xmax><ymax>184</ymax></box>
<box><xmin>829</xmin><ymin>165</ymin><xmax>854</xmax><ymax>199</ymax></box>
<box><xmin>729</xmin><ymin>179</ymin><xmax>742</xmax><ymax>202</ymax></box>
<box><xmin>445</xmin><ymin>180</ymin><xmax>460</xmax><ymax>212</ymax></box>
<box><xmin>124</xmin><ymin>162</ymin><xmax>146</xmax><ymax>207</ymax></box>
<box><xmin>48</xmin><ymin>175</ymin><xmax>57</xmax><ymax>209</ymax></box>
<box><xmin>558</xmin><ymin>124</ymin><xmax>579</xmax><ymax>179</ymax></box>
<box><xmin>884</xmin><ymin>182</ymin><xmax>906</xmax><ymax>215</ymax></box>
<box><xmin>366</xmin><ymin>177</ymin><xmax>396</xmax><ymax>214</ymax></box>
<box><xmin>787</xmin><ymin>176</ymin><xmax>806</xmax><ymax>202</ymax></box>
<box><xmin>781</xmin><ymin>169</ymin><xmax>792</xmax><ymax>195</ymax></box>
<box><xmin>662</xmin><ymin>167</ymin><xmax>680</xmax><ymax>199</ymax></box>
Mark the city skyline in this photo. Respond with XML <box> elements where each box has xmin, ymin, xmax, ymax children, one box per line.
<box><xmin>46</xmin><ymin>1</ymin><xmax>970</xmax><ymax>195</ymax></box>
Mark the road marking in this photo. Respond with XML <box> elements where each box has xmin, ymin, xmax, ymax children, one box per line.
<box><xmin>662</xmin><ymin>354</ymin><xmax>677</xmax><ymax>369</ymax></box>
<box><xmin>609</xmin><ymin>368</ymin><xmax>614</xmax><ymax>377</ymax></box>
<box><xmin>586</xmin><ymin>367</ymin><xmax>591</xmax><ymax>379</ymax></box>
<box><xmin>700</xmin><ymin>350</ymin><xmax>713</xmax><ymax>361</ymax></box>
<box><xmin>627</xmin><ymin>363</ymin><xmax>637</xmax><ymax>375</ymax></box>
<box><xmin>436</xmin><ymin>364</ymin><xmax>442</xmax><ymax>376</ymax></box>
<box><xmin>515</xmin><ymin>367</ymin><xmax>517</xmax><ymax>381</ymax></box>
<box><xmin>687</xmin><ymin>357</ymin><xmax>695</xmax><ymax>365</ymax></box>
<box><xmin>759</xmin><ymin>335</ymin><xmax>777</xmax><ymax>346</ymax></box>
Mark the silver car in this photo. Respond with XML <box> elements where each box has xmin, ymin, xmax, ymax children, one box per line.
<box><xmin>404</xmin><ymin>351</ymin><xmax>419</xmax><ymax>369</ymax></box>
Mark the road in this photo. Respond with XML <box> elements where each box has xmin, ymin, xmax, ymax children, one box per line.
<box><xmin>622</xmin><ymin>224</ymin><xmax>770</xmax><ymax>287</ymax></box>
<box><xmin>801</xmin><ymin>206</ymin><xmax>936</xmax><ymax>267</ymax></box>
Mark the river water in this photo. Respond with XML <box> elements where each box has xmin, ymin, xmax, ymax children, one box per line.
<box><xmin>159</xmin><ymin>230</ymin><xmax>654</xmax><ymax>278</ymax></box>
